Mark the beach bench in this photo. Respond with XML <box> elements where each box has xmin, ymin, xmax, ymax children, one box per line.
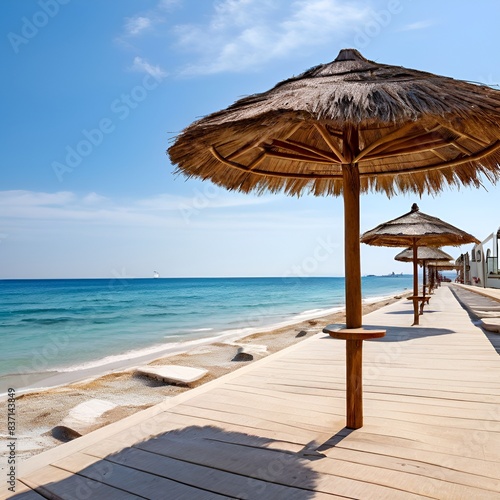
<box><xmin>407</xmin><ymin>295</ymin><xmax>431</xmax><ymax>314</ymax></box>
<box><xmin>135</xmin><ymin>365</ymin><xmax>208</xmax><ymax>386</ymax></box>
<box><xmin>479</xmin><ymin>318</ymin><xmax>500</xmax><ymax>333</ymax></box>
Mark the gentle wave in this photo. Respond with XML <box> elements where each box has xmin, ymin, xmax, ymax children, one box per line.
<box><xmin>28</xmin><ymin>305</ymin><xmax>344</xmax><ymax>375</ymax></box>
<box><xmin>139</xmin><ymin>312</ymin><xmax>180</xmax><ymax>318</ymax></box>
<box><xmin>21</xmin><ymin>317</ymin><xmax>72</xmax><ymax>325</ymax></box>
<box><xmin>299</xmin><ymin>308</ymin><xmax>324</xmax><ymax>315</ymax></box>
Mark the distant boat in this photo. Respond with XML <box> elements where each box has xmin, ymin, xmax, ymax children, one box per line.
<box><xmin>153</xmin><ymin>271</ymin><xmax>160</xmax><ymax>279</ymax></box>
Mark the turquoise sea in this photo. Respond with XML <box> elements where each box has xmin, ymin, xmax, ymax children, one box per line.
<box><xmin>0</xmin><ymin>276</ymin><xmax>413</xmax><ymax>391</ymax></box>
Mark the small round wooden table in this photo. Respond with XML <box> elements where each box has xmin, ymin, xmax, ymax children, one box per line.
<box><xmin>323</xmin><ymin>325</ymin><xmax>386</xmax><ymax>429</ymax></box>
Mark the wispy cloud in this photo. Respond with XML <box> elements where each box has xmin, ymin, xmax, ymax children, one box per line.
<box><xmin>0</xmin><ymin>190</ymin><xmax>75</xmax><ymax>207</ymax></box>
<box><xmin>399</xmin><ymin>19</ymin><xmax>434</xmax><ymax>31</ymax></box>
<box><xmin>0</xmin><ymin>190</ymin><xmax>271</xmax><ymax>229</ymax></box>
<box><xmin>82</xmin><ymin>192</ymin><xmax>108</xmax><ymax>205</ymax></box>
<box><xmin>119</xmin><ymin>0</ymin><xmax>372</xmax><ymax>76</ymax></box>
<box><xmin>121</xmin><ymin>0</ymin><xmax>181</xmax><ymax>37</ymax></box>
<box><xmin>174</xmin><ymin>0</ymin><xmax>372</xmax><ymax>74</ymax></box>
<box><xmin>136</xmin><ymin>192</ymin><xmax>272</xmax><ymax>211</ymax></box>
<box><xmin>130</xmin><ymin>56</ymin><xmax>167</xmax><ymax>78</ymax></box>
<box><xmin>124</xmin><ymin>16</ymin><xmax>152</xmax><ymax>35</ymax></box>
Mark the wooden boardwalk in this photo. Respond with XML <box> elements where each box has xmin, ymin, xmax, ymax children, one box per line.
<box><xmin>5</xmin><ymin>284</ymin><xmax>500</xmax><ymax>499</ymax></box>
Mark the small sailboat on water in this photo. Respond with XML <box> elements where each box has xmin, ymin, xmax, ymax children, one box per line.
<box><xmin>153</xmin><ymin>271</ymin><xmax>160</xmax><ymax>279</ymax></box>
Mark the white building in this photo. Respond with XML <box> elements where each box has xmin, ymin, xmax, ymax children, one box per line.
<box><xmin>466</xmin><ymin>227</ymin><xmax>500</xmax><ymax>289</ymax></box>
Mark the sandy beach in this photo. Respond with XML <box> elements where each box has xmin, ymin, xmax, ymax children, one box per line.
<box><xmin>10</xmin><ymin>294</ymin><xmax>403</xmax><ymax>462</ymax></box>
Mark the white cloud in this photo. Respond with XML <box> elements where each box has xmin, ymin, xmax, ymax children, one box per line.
<box><xmin>136</xmin><ymin>191</ymin><xmax>272</xmax><ymax>212</ymax></box>
<box><xmin>174</xmin><ymin>0</ymin><xmax>372</xmax><ymax>74</ymax></box>
<box><xmin>0</xmin><ymin>190</ymin><xmax>271</xmax><ymax>230</ymax></box>
<box><xmin>0</xmin><ymin>191</ymin><xmax>171</xmax><ymax>228</ymax></box>
<box><xmin>399</xmin><ymin>20</ymin><xmax>434</xmax><ymax>31</ymax></box>
<box><xmin>124</xmin><ymin>16</ymin><xmax>152</xmax><ymax>35</ymax></box>
<box><xmin>131</xmin><ymin>56</ymin><xmax>168</xmax><ymax>78</ymax></box>
<box><xmin>83</xmin><ymin>192</ymin><xmax>108</xmax><ymax>205</ymax></box>
<box><xmin>0</xmin><ymin>190</ymin><xmax>75</xmax><ymax>207</ymax></box>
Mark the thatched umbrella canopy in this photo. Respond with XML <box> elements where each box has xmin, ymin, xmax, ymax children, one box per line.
<box><xmin>394</xmin><ymin>246</ymin><xmax>454</xmax><ymax>263</ymax></box>
<box><xmin>168</xmin><ymin>48</ymin><xmax>499</xmax><ymax>430</ymax></box>
<box><xmin>362</xmin><ymin>203</ymin><xmax>478</xmax><ymax>324</ymax></box>
<box><xmin>428</xmin><ymin>261</ymin><xmax>462</xmax><ymax>287</ymax></box>
<box><xmin>394</xmin><ymin>246</ymin><xmax>454</xmax><ymax>298</ymax></box>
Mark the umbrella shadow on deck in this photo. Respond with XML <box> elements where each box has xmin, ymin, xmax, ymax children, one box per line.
<box><xmin>16</xmin><ymin>425</ymin><xmax>321</xmax><ymax>499</ymax></box>
<box><xmin>363</xmin><ymin>324</ymin><xmax>456</xmax><ymax>342</ymax></box>
<box><xmin>320</xmin><ymin>324</ymin><xmax>455</xmax><ymax>343</ymax></box>
<box><xmin>383</xmin><ymin>309</ymin><xmax>440</xmax><ymax>317</ymax></box>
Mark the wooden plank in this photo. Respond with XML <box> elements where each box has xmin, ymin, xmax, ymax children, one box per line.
<box><xmin>20</xmin><ymin>465</ymin><xmax>142</xmax><ymax>500</ymax></box>
<box><xmin>329</xmin><ymin>430</ymin><xmax>500</xmax><ymax>480</ymax></box>
<box><xmin>349</xmin><ymin>420</ymin><xmax>500</xmax><ymax>461</ymax></box>
<box><xmin>85</xmin><ymin>440</ymin><xmax>341</xmax><ymax>499</ymax></box>
<box><xmin>134</xmin><ymin>430</ymin><xmax>426</xmax><ymax>499</ymax></box>
<box><xmin>0</xmin><ymin>482</ymin><xmax>46</xmax><ymax>499</ymax></box>
<box><xmin>167</xmin><ymin>404</ymin><xmax>336</xmax><ymax>445</ymax></box>
<box><xmin>321</xmin><ymin>442</ymin><xmax>500</xmax><ymax>493</ymax></box>
<box><xmin>310</xmin><ymin>451</ymin><xmax>500</xmax><ymax>499</ymax></box>
<box><xmin>107</xmin><ymin>410</ymin><xmax>314</xmax><ymax>452</ymax></box>
<box><xmin>178</xmin><ymin>399</ymin><xmax>339</xmax><ymax>434</ymax></box>
<box><xmin>225</xmin><ymin>371</ymin><xmax>500</xmax><ymax>398</ymax></box>
<box><xmin>184</xmin><ymin>391</ymin><xmax>343</xmax><ymax>416</ymax></box>
<box><xmin>204</xmin><ymin>385</ymin><xmax>500</xmax><ymax>429</ymax></box>
<box><xmin>192</xmin><ymin>387</ymin><xmax>343</xmax><ymax>416</ymax></box>
<box><xmin>51</xmin><ymin>451</ymin><xmax>232</xmax><ymax>500</ymax></box>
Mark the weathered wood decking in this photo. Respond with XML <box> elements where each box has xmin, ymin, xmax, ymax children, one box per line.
<box><xmin>5</xmin><ymin>284</ymin><xmax>500</xmax><ymax>499</ymax></box>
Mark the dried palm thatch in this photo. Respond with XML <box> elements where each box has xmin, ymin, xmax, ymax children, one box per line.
<box><xmin>169</xmin><ymin>49</ymin><xmax>500</xmax><ymax>198</ymax></box>
<box><xmin>394</xmin><ymin>246</ymin><xmax>454</xmax><ymax>263</ymax></box>
<box><xmin>361</xmin><ymin>203</ymin><xmax>480</xmax><ymax>247</ymax></box>
<box><xmin>395</xmin><ymin>247</ymin><xmax>454</xmax><ymax>301</ymax></box>
<box><xmin>427</xmin><ymin>261</ymin><xmax>460</xmax><ymax>289</ymax></box>
<box><xmin>427</xmin><ymin>261</ymin><xmax>459</xmax><ymax>269</ymax></box>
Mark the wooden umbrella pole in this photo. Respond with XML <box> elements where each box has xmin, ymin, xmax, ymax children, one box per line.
<box><xmin>323</xmin><ymin>128</ymin><xmax>385</xmax><ymax>430</ymax></box>
<box><xmin>423</xmin><ymin>262</ymin><xmax>427</xmax><ymax>299</ymax></box>
<box><xmin>342</xmin><ymin>162</ymin><xmax>363</xmax><ymax>428</ymax></box>
<box><xmin>343</xmin><ymin>127</ymin><xmax>362</xmax><ymax>429</ymax></box>
<box><xmin>343</xmin><ymin>164</ymin><xmax>362</xmax><ymax>329</ymax></box>
<box><xmin>412</xmin><ymin>238</ymin><xmax>419</xmax><ymax>325</ymax></box>
<box><xmin>343</xmin><ymin>125</ymin><xmax>362</xmax><ymax>329</ymax></box>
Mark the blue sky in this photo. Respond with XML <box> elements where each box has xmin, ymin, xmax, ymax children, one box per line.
<box><xmin>1</xmin><ymin>0</ymin><xmax>499</xmax><ymax>279</ymax></box>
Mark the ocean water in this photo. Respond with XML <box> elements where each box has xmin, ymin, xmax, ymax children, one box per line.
<box><xmin>0</xmin><ymin>276</ymin><xmax>412</xmax><ymax>389</ymax></box>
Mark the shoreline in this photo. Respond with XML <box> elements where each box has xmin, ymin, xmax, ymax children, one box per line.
<box><xmin>12</xmin><ymin>292</ymin><xmax>404</xmax><ymax>461</ymax></box>
<box><xmin>1</xmin><ymin>294</ymin><xmax>400</xmax><ymax>397</ymax></box>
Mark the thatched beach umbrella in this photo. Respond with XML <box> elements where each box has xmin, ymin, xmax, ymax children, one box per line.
<box><xmin>394</xmin><ymin>246</ymin><xmax>453</xmax><ymax>301</ymax></box>
<box><xmin>168</xmin><ymin>49</ymin><xmax>500</xmax><ymax>429</ymax></box>
<box><xmin>361</xmin><ymin>204</ymin><xmax>478</xmax><ymax>325</ymax></box>
<box><xmin>428</xmin><ymin>261</ymin><xmax>462</xmax><ymax>288</ymax></box>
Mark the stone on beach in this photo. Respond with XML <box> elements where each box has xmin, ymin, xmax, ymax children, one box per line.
<box><xmin>52</xmin><ymin>398</ymin><xmax>117</xmax><ymax>441</ymax></box>
<box><xmin>135</xmin><ymin>365</ymin><xmax>208</xmax><ymax>386</ymax></box>
<box><xmin>232</xmin><ymin>344</ymin><xmax>268</xmax><ymax>361</ymax></box>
